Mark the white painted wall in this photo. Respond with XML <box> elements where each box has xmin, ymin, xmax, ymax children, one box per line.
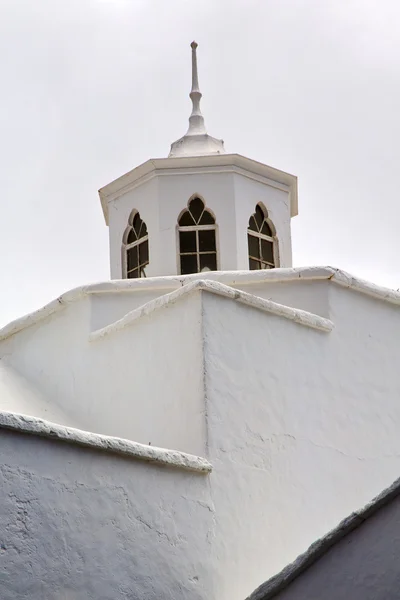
<box><xmin>1</xmin><ymin>269</ymin><xmax>400</xmax><ymax>600</ymax></box>
<box><xmin>0</xmin><ymin>429</ymin><xmax>214</xmax><ymax>600</ymax></box>
<box><xmin>201</xmin><ymin>287</ymin><xmax>400</xmax><ymax>599</ymax></box>
<box><xmin>0</xmin><ymin>292</ymin><xmax>206</xmax><ymax>456</ymax></box>
<box><xmin>107</xmin><ymin>166</ymin><xmax>293</xmax><ymax>279</ymax></box>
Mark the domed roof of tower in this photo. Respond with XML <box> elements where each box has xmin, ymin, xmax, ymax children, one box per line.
<box><xmin>169</xmin><ymin>42</ymin><xmax>226</xmax><ymax>158</ymax></box>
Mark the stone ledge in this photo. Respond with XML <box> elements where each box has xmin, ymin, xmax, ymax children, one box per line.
<box><xmin>0</xmin><ymin>412</ymin><xmax>212</xmax><ymax>474</ymax></box>
<box><xmin>89</xmin><ymin>279</ymin><xmax>334</xmax><ymax>342</ymax></box>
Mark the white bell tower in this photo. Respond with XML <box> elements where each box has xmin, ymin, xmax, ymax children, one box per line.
<box><xmin>98</xmin><ymin>42</ymin><xmax>298</xmax><ymax>280</ymax></box>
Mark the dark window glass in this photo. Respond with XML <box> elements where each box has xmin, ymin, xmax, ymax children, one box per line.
<box><xmin>179</xmin><ymin>211</ymin><xmax>195</xmax><ymax>226</ymax></box>
<box><xmin>248</xmin><ymin>233</ymin><xmax>259</xmax><ymax>259</ymax></box>
<box><xmin>199</xmin><ymin>210</ymin><xmax>215</xmax><ymax>225</ymax></box>
<box><xmin>127</xmin><ymin>246</ymin><xmax>138</xmax><ymax>271</ymax></box>
<box><xmin>255</xmin><ymin>205</ymin><xmax>264</xmax><ymax>229</ymax></box>
<box><xmin>261</xmin><ymin>221</ymin><xmax>272</xmax><ymax>236</ymax></box>
<box><xmin>132</xmin><ymin>213</ymin><xmax>142</xmax><ymax>233</ymax></box>
<box><xmin>261</xmin><ymin>239</ymin><xmax>274</xmax><ymax>264</ymax></box>
<box><xmin>189</xmin><ymin>197</ymin><xmax>205</xmax><ymax>223</ymax></box>
<box><xmin>200</xmin><ymin>253</ymin><xmax>217</xmax><ymax>272</ymax></box>
<box><xmin>248</xmin><ymin>215</ymin><xmax>258</xmax><ymax>232</ymax></box>
<box><xmin>139</xmin><ymin>239</ymin><xmax>149</xmax><ymax>265</ymax></box>
<box><xmin>127</xmin><ymin>268</ymin><xmax>139</xmax><ymax>278</ymax></box>
<box><xmin>199</xmin><ymin>229</ymin><xmax>216</xmax><ymax>252</ymax></box>
<box><xmin>180</xmin><ymin>254</ymin><xmax>198</xmax><ymax>275</ymax></box>
<box><xmin>180</xmin><ymin>230</ymin><xmax>197</xmax><ymax>253</ymax></box>
<box><xmin>140</xmin><ymin>222</ymin><xmax>148</xmax><ymax>238</ymax></box>
<box><xmin>127</xmin><ymin>229</ymin><xmax>136</xmax><ymax>244</ymax></box>
<box><xmin>249</xmin><ymin>258</ymin><xmax>260</xmax><ymax>270</ymax></box>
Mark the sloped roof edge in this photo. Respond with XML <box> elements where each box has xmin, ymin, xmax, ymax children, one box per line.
<box><xmin>89</xmin><ymin>279</ymin><xmax>333</xmax><ymax>341</ymax></box>
<box><xmin>0</xmin><ymin>412</ymin><xmax>212</xmax><ymax>473</ymax></box>
<box><xmin>247</xmin><ymin>475</ymin><xmax>400</xmax><ymax>600</ymax></box>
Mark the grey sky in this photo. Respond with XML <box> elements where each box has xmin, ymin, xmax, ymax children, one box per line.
<box><xmin>1</xmin><ymin>0</ymin><xmax>399</xmax><ymax>325</ymax></box>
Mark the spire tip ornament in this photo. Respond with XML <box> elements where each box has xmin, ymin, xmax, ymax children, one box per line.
<box><xmin>169</xmin><ymin>42</ymin><xmax>225</xmax><ymax>158</ymax></box>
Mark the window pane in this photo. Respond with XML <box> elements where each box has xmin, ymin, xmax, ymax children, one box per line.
<box><xmin>127</xmin><ymin>228</ymin><xmax>136</xmax><ymax>244</ymax></box>
<box><xmin>199</xmin><ymin>229</ymin><xmax>216</xmax><ymax>252</ymax></box>
<box><xmin>127</xmin><ymin>267</ymin><xmax>139</xmax><ymax>279</ymax></box>
<box><xmin>133</xmin><ymin>214</ymin><xmax>142</xmax><ymax>235</ymax></box>
<box><xmin>248</xmin><ymin>215</ymin><xmax>258</xmax><ymax>232</ymax></box>
<box><xmin>261</xmin><ymin>239</ymin><xmax>274</xmax><ymax>264</ymax></box>
<box><xmin>179</xmin><ymin>210</ymin><xmax>195</xmax><ymax>226</ymax></box>
<box><xmin>189</xmin><ymin>197</ymin><xmax>205</xmax><ymax>223</ymax></box>
<box><xmin>199</xmin><ymin>210</ymin><xmax>215</xmax><ymax>225</ymax></box>
<box><xmin>249</xmin><ymin>258</ymin><xmax>260</xmax><ymax>270</ymax></box>
<box><xmin>180</xmin><ymin>230</ymin><xmax>197</xmax><ymax>253</ymax></box>
<box><xmin>255</xmin><ymin>205</ymin><xmax>264</xmax><ymax>229</ymax></box>
<box><xmin>180</xmin><ymin>254</ymin><xmax>198</xmax><ymax>275</ymax></box>
<box><xmin>248</xmin><ymin>233</ymin><xmax>260</xmax><ymax>258</ymax></box>
<box><xmin>139</xmin><ymin>239</ymin><xmax>149</xmax><ymax>266</ymax></box>
<box><xmin>127</xmin><ymin>246</ymin><xmax>138</xmax><ymax>271</ymax></box>
<box><xmin>261</xmin><ymin>221</ymin><xmax>272</xmax><ymax>236</ymax></box>
<box><xmin>139</xmin><ymin>222</ymin><xmax>148</xmax><ymax>238</ymax></box>
<box><xmin>200</xmin><ymin>253</ymin><xmax>217</xmax><ymax>272</ymax></box>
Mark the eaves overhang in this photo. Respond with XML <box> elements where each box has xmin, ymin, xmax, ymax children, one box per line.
<box><xmin>98</xmin><ymin>154</ymin><xmax>298</xmax><ymax>224</ymax></box>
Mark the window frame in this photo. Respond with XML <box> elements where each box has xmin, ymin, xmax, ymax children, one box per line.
<box><xmin>176</xmin><ymin>195</ymin><xmax>219</xmax><ymax>275</ymax></box>
<box><xmin>121</xmin><ymin>211</ymin><xmax>149</xmax><ymax>279</ymax></box>
<box><xmin>247</xmin><ymin>204</ymin><xmax>279</xmax><ymax>270</ymax></box>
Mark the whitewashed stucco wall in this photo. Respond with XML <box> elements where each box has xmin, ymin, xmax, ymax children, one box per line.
<box><xmin>0</xmin><ymin>292</ymin><xmax>206</xmax><ymax>456</ymax></box>
<box><xmin>201</xmin><ymin>288</ymin><xmax>400</xmax><ymax>599</ymax></box>
<box><xmin>1</xmin><ymin>270</ymin><xmax>400</xmax><ymax>600</ymax></box>
<box><xmin>0</xmin><ymin>428</ymin><xmax>213</xmax><ymax>600</ymax></box>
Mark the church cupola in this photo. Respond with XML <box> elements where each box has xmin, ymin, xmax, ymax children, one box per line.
<box><xmin>98</xmin><ymin>43</ymin><xmax>298</xmax><ymax>280</ymax></box>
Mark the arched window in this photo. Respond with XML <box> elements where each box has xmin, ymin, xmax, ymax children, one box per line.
<box><xmin>123</xmin><ymin>211</ymin><xmax>149</xmax><ymax>278</ymax></box>
<box><xmin>178</xmin><ymin>196</ymin><xmax>218</xmax><ymax>275</ymax></box>
<box><xmin>248</xmin><ymin>204</ymin><xmax>277</xmax><ymax>270</ymax></box>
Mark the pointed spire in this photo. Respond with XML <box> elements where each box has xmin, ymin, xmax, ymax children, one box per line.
<box><xmin>169</xmin><ymin>42</ymin><xmax>225</xmax><ymax>158</ymax></box>
<box><xmin>187</xmin><ymin>41</ymin><xmax>206</xmax><ymax>136</ymax></box>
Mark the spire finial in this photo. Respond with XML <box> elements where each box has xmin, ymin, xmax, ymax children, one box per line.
<box><xmin>168</xmin><ymin>42</ymin><xmax>225</xmax><ymax>158</ymax></box>
<box><xmin>187</xmin><ymin>41</ymin><xmax>206</xmax><ymax>136</ymax></box>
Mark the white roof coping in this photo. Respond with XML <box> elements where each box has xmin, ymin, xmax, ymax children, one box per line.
<box><xmin>0</xmin><ymin>412</ymin><xmax>212</xmax><ymax>473</ymax></box>
<box><xmin>89</xmin><ymin>279</ymin><xmax>334</xmax><ymax>342</ymax></box>
<box><xmin>98</xmin><ymin>153</ymin><xmax>298</xmax><ymax>223</ymax></box>
<box><xmin>1</xmin><ymin>267</ymin><xmax>399</xmax><ymax>344</ymax></box>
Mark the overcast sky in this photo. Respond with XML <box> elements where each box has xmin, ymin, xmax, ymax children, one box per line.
<box><xmin>1</xmin><ymin>0</ymin><xmax>399</xmax><ymax>325</ymax></box>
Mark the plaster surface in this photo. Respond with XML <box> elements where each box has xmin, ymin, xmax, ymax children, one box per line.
<box><xmin>200</xmin><ymin>287</ymin><xmax>400</xmax><ymax>599</ymax></box>
<box><xmin>0</xmin><ymin>429</ymin><xmax>213</xmax><ymax>600</ymax></box>
<box><xmin>1</xmin><ymin>267</ymin><xmax>400</xmax><ymax>600</ymax></box>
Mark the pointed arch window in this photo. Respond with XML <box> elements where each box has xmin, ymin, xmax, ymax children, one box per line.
<box><xmin>123</xmin><ymin>211</ymin><xmax>149</xmax><ymax>278</ymax></box>
<box><xmin>178</xmin><ymin>196</ymin><xmax>218</xmax><ymax>275</ymax></box>
<box><xmin>248</xmin><ymin>204</ymin><xmax>277</xmax><ymax>270</ymax></box>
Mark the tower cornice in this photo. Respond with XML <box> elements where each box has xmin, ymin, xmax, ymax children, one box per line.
<box><xmin>98</xmin><ymin>154</ymin><xmax>298</xmax><ymax>224</ymax></box>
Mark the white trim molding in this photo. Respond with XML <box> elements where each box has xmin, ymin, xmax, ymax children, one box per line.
<box><xmin>98</xmin><ymin>154</ymin><xmax>298</xmax><ymax>224</ymax></box>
